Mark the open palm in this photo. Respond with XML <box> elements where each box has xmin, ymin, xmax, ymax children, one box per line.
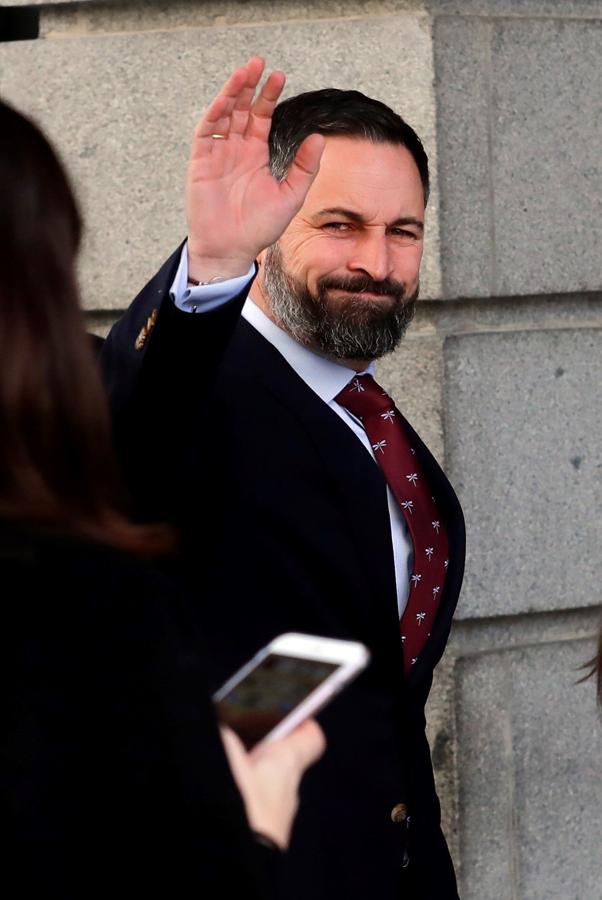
<box><xmin>186</xmin><ymin>57</ymin><xmax>324</xmax><ymax>282</ymax></box>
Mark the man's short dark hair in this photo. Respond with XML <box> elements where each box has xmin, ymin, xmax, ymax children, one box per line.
<box><xmin>269</xmin><ymin>88</ymin><xmax>429</xmax><ymax>204</ymax></box>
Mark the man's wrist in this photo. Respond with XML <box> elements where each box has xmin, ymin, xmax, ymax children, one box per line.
<box><xmin>187</xmin><ymin>273</ymin><xmax>227</xmax><ymax>287</ymax></box>
<box><xmin>187</xmin><ymin>251</ymin><xmax>254</xmax><ymax>285</ymax></box>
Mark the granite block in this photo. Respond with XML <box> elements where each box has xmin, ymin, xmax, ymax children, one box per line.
<box><xmin>430</xmin><ymin>292</ymin><xmax>602</xmax><ymax>338</ymax></box>
<box><xmin>456</xmin><ymin>636</ymin><xmax>602</xmax><ymax>900</ymax></box>
<box><xmin>426</xmin><ymin>0</ymin><xmax>602</xmax><ymax>15</ymax></box>
<box><xmin>2</xmin><ymin>0</ymin><xmax>92</xmax><ymax>5</ymax></box>
<box><xmin>29</xmin><ymin>0</ymin><xmax>602</xmax><ymax>19</ymax></box>
<box><xmin>433</xmin><ymin>16</ymin><xmax>493</xmax><ymax>299</ymax></box>
<box><xmin>12</xmin><ymin>0</ymin><xmax>602</xmax><ymax>13</ymax></box>
<box><xmin>449</xmin><ymin>604</ymin><xmax>602</xmax><ymax>658</ymax></box>
<box><xmin>490</xmin><ymin>19</ymin><xmax>602</xmax><ymax>297</ymax></box>
<box><xmin>40</xmin><ymin>1</ymin><xmax>426</xmax><ymax>36</ymax></box>
<box><xmin>444</xmin><ymin>328</ymin><xmax>602</xmax><ymax>619</ymax></box>
<box><xmin>456</xmin><ymin>651</ymin><xmax>515</xmax><ymax>900</ymax></box>
<box><xmin>0</xmin><ymin>13</ymin><xmax>440</xmax><ymax>309</ymax></box>
<box><xmin>510</xmin><ymin>639</ymin><xmax>602</xmax><ymax>899</ymax></box>
<box><xmin>432</xmin><ymin>13</ymin><xmax>602</xmax><ymax>300</ymax></box>
<box><xmin>425</xmin><ymin>655</ymin><xmax>459</xmax><ymax>857</ymax></box>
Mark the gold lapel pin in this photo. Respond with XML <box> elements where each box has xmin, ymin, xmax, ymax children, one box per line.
<box><xmin>134</xmin><ymin>308</ymin><xmax>159</xmax><ymax>351</ymax></box>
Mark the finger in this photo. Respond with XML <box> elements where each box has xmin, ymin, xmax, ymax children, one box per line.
<box><xmin>220</xmin><ymin>724</ymin><xmax>245</xmax><ymax>754</ymax></box>
<box><xmin>200</xmin><ymin>68</ymin><xmax>248</xmax><ymax>134</ymax></box>
<box><xmin>230</xmin><ymin>56</ymin><xmax>265</xmax><ymax>135</ymax></box>
<box><xmin>244</xmin><ymin>70</ymin><xmax>286</xmax><ymax>142</ymax></box>
<box><xmin>281</xmin><ymin>133</ymin><xmax>325</xmax><ymax>200</ymax></box>
<box><xmin>219</xmin><ymin>726</ymin><xmax>249</xmax><ymax>771</ymax></box>
<box><xmin>192</xmin><ymin>65</ymin><xmax>250</xmax><ymax>154</ymax></box>
<box><xmin>272</xmin><ymin>719</ymin><xmax>326</xmax><ymax>771</ymax></box>
<box><xmin>292</xmin><ymin>719</ymin><xmax>327</xmax><ymax>767</ymax></box>
<box><xmin>192</xmin><ymin>104</ymin><xmax>231</xmax><ymax>157</ymax></box>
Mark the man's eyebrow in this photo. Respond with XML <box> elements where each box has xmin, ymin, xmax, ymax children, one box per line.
<box><xmin>314</xmin><ymin>207</ymin><xmax>424</xmax><ymax>232</ymax></box>
<box><xmin>314</xmin><ymin>207</ymin><xmax>365</xmax><ymax>223</ymax></box>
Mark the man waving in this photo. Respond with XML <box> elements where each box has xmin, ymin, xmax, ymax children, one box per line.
<box><xmin>103</xmin><ymin>57</ymin><xmax>465</xmax><ymax>900</ymax></box>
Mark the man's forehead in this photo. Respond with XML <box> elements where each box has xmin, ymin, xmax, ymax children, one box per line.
<box><xmin>303</xmin><ymin>136</ymin><xmax>425</xmax><ymax>216</ymax></box>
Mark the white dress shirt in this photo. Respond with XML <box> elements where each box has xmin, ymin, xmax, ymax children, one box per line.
<box><xmin>171</xmin><ymin>243</ymin><xmax>412</xmax><ymax>615</ymax></box>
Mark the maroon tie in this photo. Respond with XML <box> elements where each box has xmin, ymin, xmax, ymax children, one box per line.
<box><xmin>336</xmin><ymin>374</ymin><xmax>449</xmax><ymax>674</ymax></box>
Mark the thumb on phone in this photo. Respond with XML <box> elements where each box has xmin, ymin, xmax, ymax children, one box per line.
<box><xmin>251</xmin><ymin>717</ymin><xmax>326</xmax><ymax>768</ymax></box>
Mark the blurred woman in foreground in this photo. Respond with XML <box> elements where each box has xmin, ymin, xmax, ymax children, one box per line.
<box><xmin>0</xmin><ymin>98</ymin><xmax>323</xmax><ymax>898</ymax></box>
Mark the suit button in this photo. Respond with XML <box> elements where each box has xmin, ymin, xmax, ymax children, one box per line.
<box><xmin>391</xmin><ymin>802</ymin><xmax>408</xmax><ymax>824</ymax></box>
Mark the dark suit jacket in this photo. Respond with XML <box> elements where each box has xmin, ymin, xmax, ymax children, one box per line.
<box><xmin>101</xmin><ymin>247</ymin><xmax>466</xmax><ymax>900</ymax></box>
<box><xmin>0</xmin><ymin>519</ymin><xmax>280</xmax><ymax>899</ymax></box>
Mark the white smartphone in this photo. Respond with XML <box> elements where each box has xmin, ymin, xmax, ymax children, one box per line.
<box><xmin>213</xmin><ymin>632</ymin><xmax>370</xmax><ymax>749</ymax></box>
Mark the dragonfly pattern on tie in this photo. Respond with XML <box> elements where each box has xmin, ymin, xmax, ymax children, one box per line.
<box><xmin>334</xmin><ymin>373</ymin><xmax>449</xmax><ymax>676</ymax></box>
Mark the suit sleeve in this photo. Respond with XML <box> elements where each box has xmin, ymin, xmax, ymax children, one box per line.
<box><xmin>100</xmin><ymin>244</ymin><xmax>254</xmax><ymax>418</ymax></box>
<box><xmin>99</xmin><ymin>246</ymin><xmax>255</xmax><ymax>519</ymax></box>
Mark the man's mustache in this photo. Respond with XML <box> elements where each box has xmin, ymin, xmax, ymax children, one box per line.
<box><xmin>317</xmin><ymin>275</ymin><xmax>407</xmax><ymax>298</ymax></box>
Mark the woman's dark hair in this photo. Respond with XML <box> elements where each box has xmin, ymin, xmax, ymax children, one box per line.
<box><xmin>0</xmin><ymin>99</ymin><xmax>169</xmax><ymax>553</ymax></box>
<box><xmin>269</xmin><ymin>88</ymin><xmax>430</xmax><ymax>203</ymax></box>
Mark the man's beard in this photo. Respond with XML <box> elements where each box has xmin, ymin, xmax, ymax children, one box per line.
<box><xmin>262</xmin><ymin>244</ymin><xmax>418</xmax><ymax>361</ymax></box>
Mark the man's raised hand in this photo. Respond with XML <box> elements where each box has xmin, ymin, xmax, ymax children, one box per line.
<box><xmin>186</xmin><ymin>57</ymin><xmax>324</xmax><ymax>284</ymax></box>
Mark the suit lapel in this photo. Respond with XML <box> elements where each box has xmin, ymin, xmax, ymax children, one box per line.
<box><xmin>223</xmin><ymin>320</ymin><xmax>401</xmax><ymax>639</ymax></box>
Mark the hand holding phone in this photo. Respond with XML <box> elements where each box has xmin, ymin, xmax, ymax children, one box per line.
<box><xmin>214</xmin><ymin>633</ymin><xmax>370</xmax><ymax>750</ymax></box>
<box><xmin>220</xmin><ymin>718</ymin><xmax>325</xmax><ymax>849</ymax></box>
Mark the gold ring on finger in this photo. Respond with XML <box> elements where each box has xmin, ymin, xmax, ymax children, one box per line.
<box><xmin>211</xmin><ymin>133</ymin><xmax>226</xmax><ymax>140</ymax></box>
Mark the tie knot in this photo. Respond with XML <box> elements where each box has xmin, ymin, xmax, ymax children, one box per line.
<box><xmin>336</xmin><ymin>374</ymin><xmax>395</xmax><ymax>421</ymax></box>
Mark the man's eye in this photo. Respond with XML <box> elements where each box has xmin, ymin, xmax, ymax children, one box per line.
<box><xmin>391</xmin><ymin>228</ymin><xmax>420</xmax><ymax>241</ymax></box>
<box><xmin>323</xmin><ymin>222</ymin><xmax>351</xmax><ymax>232</ymax></box>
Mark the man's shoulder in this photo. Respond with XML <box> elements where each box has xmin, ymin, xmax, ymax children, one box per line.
<box><xmin>218</xmin><ymin>317</ymin><xmax>305</xmax><ymax>390</ymax></box>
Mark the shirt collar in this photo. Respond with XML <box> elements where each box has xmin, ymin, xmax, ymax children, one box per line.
<box><xmin>242</xmin><ymin>299</ymin><xmax>375</xmax><ymax>404</ymax></box>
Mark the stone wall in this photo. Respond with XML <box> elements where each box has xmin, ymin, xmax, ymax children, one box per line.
<box><xmin>2</xmin><ymin>1</ymin><xmax>600</xmax><ymax>896</ymax></box>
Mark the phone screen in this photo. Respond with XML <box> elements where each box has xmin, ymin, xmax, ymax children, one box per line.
<box><xmin>216</xmin><ymin>653</ymin><xmax>338</xmax><ymax>749</ymax></box>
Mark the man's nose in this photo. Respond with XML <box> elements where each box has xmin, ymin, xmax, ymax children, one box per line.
<box><xmin>348</xmin><ymin>232</ymin><xmax>392</xmax><ymax>282</ymax></box>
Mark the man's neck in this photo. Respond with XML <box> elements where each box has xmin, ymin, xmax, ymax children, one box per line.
<box><xmin>248</xmin><ymin>282</ymin><xmax>372</xmax><ymax>373</ymax></box>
